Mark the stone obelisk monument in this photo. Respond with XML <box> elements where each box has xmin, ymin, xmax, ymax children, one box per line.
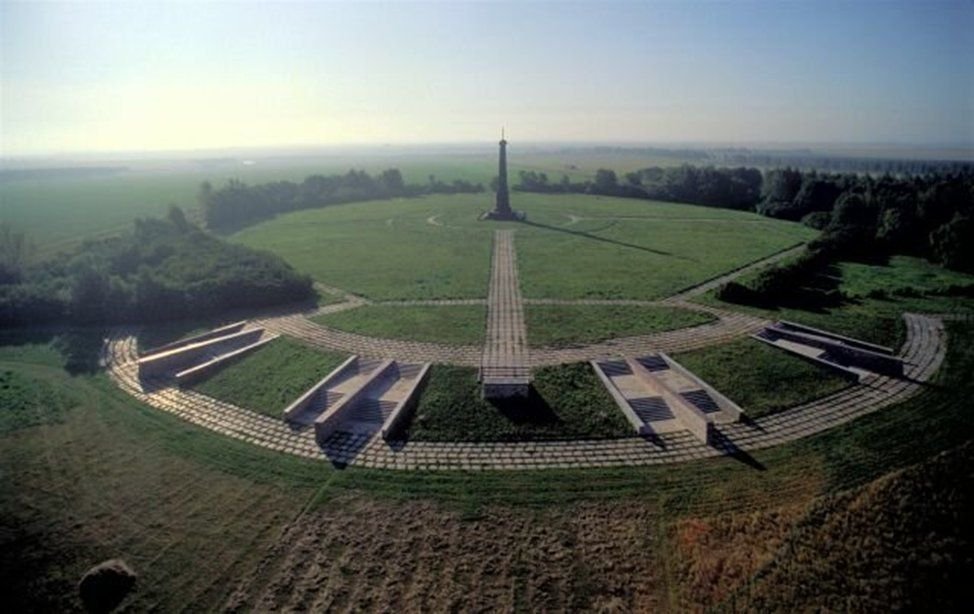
<box><xmin>482</xmin><ymin>130</ymin><xmax>523</xmax><ymax>221</ymax></box>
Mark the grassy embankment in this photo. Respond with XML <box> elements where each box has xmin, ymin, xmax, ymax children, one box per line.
<box><xmin>525</xmin><ymin>304</ymin><xmax>714</xmax><ymax>347</ymax></box>
<box><xmin>314</xmin><ymin>305</ymin><xmax>487</xmax><ymax>345</ymax></box>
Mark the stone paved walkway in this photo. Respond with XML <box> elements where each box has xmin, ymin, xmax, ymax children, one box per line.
<box><xmin>104</xmin><ymin>313</ymin><xmax>946</xmax><ymax>470</ymax></box>
<box><xmin>481</xmin><ymin>230</ymin><xmax>530</xmax><ymax>381</ymax></box>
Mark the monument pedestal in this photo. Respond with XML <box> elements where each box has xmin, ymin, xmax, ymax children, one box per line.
<box><xmin>479</xmin><ymin>209</ymin><xmax>525</xmax><ymax>221</ymax></box>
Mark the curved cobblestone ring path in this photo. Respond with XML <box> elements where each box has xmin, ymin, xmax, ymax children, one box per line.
<box><xmin>104</xmin><ymin>312</ymin><xmax>946</xmax><ymax>470</ymax></box>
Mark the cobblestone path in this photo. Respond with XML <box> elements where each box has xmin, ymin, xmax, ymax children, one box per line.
<box><xmin>105</xmin><ymin>313</ymin><xmax>946</xmax><ymax>470</ymax></box>
<box><xmin>481</xmin><ymin>230</ymin><xmax>530</xmax><ymax>380</ymax></box>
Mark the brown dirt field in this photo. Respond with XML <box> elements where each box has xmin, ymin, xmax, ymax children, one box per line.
<box><xmin>669</xmin><ymin>505</ymin><xmax>808</xmax><ymax>609</ymax></box>
<box><xmin>225</xmin><ymin>498</ymin><xmax>669</xmax><ymax>612</ymax></box>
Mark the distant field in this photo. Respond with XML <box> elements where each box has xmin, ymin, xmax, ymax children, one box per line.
<box><xmin>232</xmin><ymin>192</ymin><xmax>814</xmax><ymax>300</ymax></box>
<box><xmin>1</xmin><ymin>149</ymin><xmax>694</xmax><ymax>256</ymax></box>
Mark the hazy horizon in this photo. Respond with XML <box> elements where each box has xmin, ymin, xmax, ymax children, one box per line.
<box><xmin>2</xmin><ymin>0</ymin><xmax>972</xmax><ymax>156</ymax></box>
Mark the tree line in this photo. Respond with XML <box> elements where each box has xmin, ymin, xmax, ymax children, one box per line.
<box><xmin>577</xmin><ymin>146</ymin><xmax>972</xmax><ymax>175</ymax></box>
<box><xmin>200</xmin><ymin>168</ymin><xmax>484</xmax><ymax>231</ymax></box>
<box><xmin>0</xmin><ymin>207</ymin><xmax>314</xmax><ymax>327</ymax></box>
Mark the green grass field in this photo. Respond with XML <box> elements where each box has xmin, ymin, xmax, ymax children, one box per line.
<box><xmin>232</xmin><ymin>196</ymin><xmax>495</xmax><ymax>300</ymax></box>
<box><xmin>673</xmin><ymin>338</ymin><xmax>853</xmax><ymax>418</ymax></box>
<box><xmin>314</xmin><ymin>304</ymin><xmax>487</xmax><ymax>345</ymax></box>
<box><xmin>231</xmin><ymin>193</ymin><xmax>815</xmax><ymax>301</ymax></box>
<box><xmin>190</xmin><ymin>337</ymin><xmax>348</xmax><ymax>417</ymax></box>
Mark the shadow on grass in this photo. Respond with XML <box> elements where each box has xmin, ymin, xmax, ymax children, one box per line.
<box><xmin>487</xmin><ymin>387</ymin><xmax>563</xmax><ymax>427</ymax></box>
<box><xmin>519</xmin><ymin>219</ymin><xmax>684</xmax><ymax>259</ymax></box>
<box><xmin>321</xmin><ymin>431</ymin><xmax>373</xmax><ymax>469</ymax></box>
<box><xmin>710</xmin><ymin>428</ymin><xmax>766</xmax><ymax>471</ymax></box>
<box><xmin>738</xmin><ymin>413</ymin><xmax>767</xmax><ymax>433</ymax></box>
<box><xmin>0</xmin><ymin>326</ymin><xmax>107</xmax><ymax>375</ymax></box>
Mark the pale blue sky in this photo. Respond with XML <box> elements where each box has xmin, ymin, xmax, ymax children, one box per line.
<box><xmin>2</xmin><ymin>0</ymin><xmax>972</xmax><ymax>154</ymax></box>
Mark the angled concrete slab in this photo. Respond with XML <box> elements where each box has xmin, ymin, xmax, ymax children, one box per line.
<box><xmin>754</xmin><ymin>320</ymin><xmax>905</xmax><ymax>380</ymax></box>
<box><xmin>137</xmin><ymin>326</ymin><xmax>271</xmax><ymax>381</ymax></box>
<box><xmin>592</xmin><ymin>352</ymin><xmax>743</xmax><ymax>444</ymax></box>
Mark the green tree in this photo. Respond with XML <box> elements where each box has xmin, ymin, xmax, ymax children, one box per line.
<box><xmin>592</xmin><ymin>169</ymin><xmax>618</xmax><ymax>193</ymax></box>
<box><xmin>931</xmin><ymin>214</ymin><xmax>974</xmax><ymax>272</ymax></box>
<box><xmin>167</xmin><ymin>205</ymin><xmax>191</xmax><ymax>233</ymax></box>
<box><xmin>0</xmin><ymin>222</ymin><xmax>29</xmax><ymax>284</ymax></box>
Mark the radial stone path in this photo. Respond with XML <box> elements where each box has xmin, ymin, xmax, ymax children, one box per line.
<box><xmin>481</xmin><ymin>229</ymin><xmax>530</xmax><ymax>385</ymax></box>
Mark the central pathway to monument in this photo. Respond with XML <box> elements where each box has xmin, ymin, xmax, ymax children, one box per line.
<box><xmin>481</xmin><ymin>230</ymin><xmax>531</xmax><ymax>392</ymax></box>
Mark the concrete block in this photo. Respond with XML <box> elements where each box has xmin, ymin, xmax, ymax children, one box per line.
<box><xmin>282</xmin><ymin>355</ymin><xmax>359</xmax><ymax>422</ymax></box>
<box><xmin>137</xmin><ymin>327</ymin><xmax>264</xmax><ymax>380</ymax></box>
<box><xmin>140</xmin><ymin>321</ymin><xmax>247</xmax><ymax>357</ymax></box>
<box><xmin>380</xmin><ymin>363</ymin><xmax>431</xmax><ymax>440</ymax></box>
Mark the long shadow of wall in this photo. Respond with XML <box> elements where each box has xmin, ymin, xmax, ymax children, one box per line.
<box><xmin>518</xmin><ymin>219</ymin><xmax>686</xmax><ymax>259</ymax></box>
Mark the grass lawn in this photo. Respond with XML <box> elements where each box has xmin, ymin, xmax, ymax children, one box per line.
<box><xmin>698</xmin><ymin>256</ymin><xmax>974</xmax><ymax>348</ymax></box>
<box><xmin>231</xmin><ymin>196</ymin><xmax>495</xmax><ymax>300</ymax></box>
<box><xmin>190</xmin><ymin>337</ymin><xmax>348</xmax><ymax>417</ymax></box>
<box><xmin>314</xmin><ymin>304</ymin><xmax>486</xmax><ymax>345</ymax></box>
<box><xmin>232</xmin><ymin>192</ymin><xmax>816</xmax><ymax>301</ymax></box>
<box><xmin>407</xmin><ymin>363</ymin><xmax>632</xmax><ymax>441</ymax></box>
<box><xmin>673</xmin><ymin>338</ymin><xmax>853</xmax><ymax>418</ymax></box>
<box><xmin>511</xmin><ymin>194</ymin><xmax>816</xmax><ymax>300</ymax></box>
<box><xmin>526</xmin><ymin>304</ymin><xmax>714</xmax><ymax>347</ymax></box>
